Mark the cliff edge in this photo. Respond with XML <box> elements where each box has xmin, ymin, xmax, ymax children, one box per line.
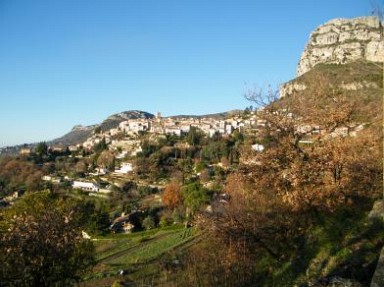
<box><xmin>297</xmin><ymin>16</ymin><xmax>383</xmax><ymax>76</ymax></box>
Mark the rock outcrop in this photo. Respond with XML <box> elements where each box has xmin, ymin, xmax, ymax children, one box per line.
<box><xmin>297</xmin><ymin>16</ymin><xmax>383</xmax><ymax>76</ymax></box>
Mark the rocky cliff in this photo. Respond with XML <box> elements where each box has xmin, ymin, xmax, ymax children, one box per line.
<box><xmin>297</xmin><ymin>16</ymin><xmax>383</xmax><ymax>76</ymax></box>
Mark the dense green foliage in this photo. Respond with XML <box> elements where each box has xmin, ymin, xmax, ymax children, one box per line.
<box><xmin>181</xmin><ymin>182</ymin><xmax>211</xmax><ymax>215</ymax></box>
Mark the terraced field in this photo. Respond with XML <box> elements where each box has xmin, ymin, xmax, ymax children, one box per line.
<box><xmin>80</xmin><ymin>225</ymin><xmax>196</xmax><ymax>286</ymax></box>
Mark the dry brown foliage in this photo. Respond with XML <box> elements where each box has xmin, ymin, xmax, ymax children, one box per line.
<box><xmin>162</xmin><ymin>182</ymin><xmax>182</xmax><ymax>209</ymax></box>
<box><xmin>0</xmin><ymin>157</ymin><xmax>43</xmax><ymax>196</ymax></box>
<box><xmin>242</xmin><ymin>73</ymin><xmax>383</xmax><ymax>211</ymax></box>
<box><xmin>189</xmin><ymin>72</ymin><xmax>383</xmax><ymax>285</ymax></box>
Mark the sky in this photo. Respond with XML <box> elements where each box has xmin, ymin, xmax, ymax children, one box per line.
<box><xmin>0</xmin><ymin>0</ymin><xmax>376</xmax><ymax>147</ymax></box>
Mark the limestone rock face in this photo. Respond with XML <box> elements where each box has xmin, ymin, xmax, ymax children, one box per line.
<box><xmin>297</xmin><ymin>16</ymin><xmax>383</xmax><ymax>76</ymax></box>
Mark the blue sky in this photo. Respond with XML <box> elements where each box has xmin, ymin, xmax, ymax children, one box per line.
<box><xmin>0</xmin><ymin>0</ymin><xmax>375</xmax><ymax>147</ymax></box>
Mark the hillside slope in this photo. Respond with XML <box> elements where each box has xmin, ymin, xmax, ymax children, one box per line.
<box><xmin>51</xmin><ymin>125</ymin><xmax>96</xmax><ymax>146</ymax></box>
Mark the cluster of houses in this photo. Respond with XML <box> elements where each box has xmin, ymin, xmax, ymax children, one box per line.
<box><xmin>75</xmin><ymin>110</ymin><xmax>367</xmax><ymax>157</ymax></box>
<box><xmin>13</xmin><ymin>109</ymin><xmax>366</xmax><ymax>161</ymax></box>
<box><xmin>82</xmin><ymin>113</ymin><xmax>263</xmax><ymax>150</ymax></box>
<box><xmin>141</xmin><ymin>115</ymin><xmax>264</xmax><ymax>136</ymax></box>
<box><xmin>41</xmin><ymin>161</ymin><xmax>135</xmax><ymax>195</ymax></box>
<box><xmin>18</xmin><ymin>110</ymin><xmax>366</xmax><ymax>198</ymax></box>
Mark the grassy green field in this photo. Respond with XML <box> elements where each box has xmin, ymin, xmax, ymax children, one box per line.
<box><xmin>79</xmin><ymin>224</ymin><xmax>196</xmax><ymax>287</ymax></box>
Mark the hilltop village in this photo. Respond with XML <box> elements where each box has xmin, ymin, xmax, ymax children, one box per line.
<box><xmin>82</xmin><ymin>112</ymin><xmax>258</xmax><ymax>150</ymax></box>
<box><xmin>0</xmin><ymin>15</ymin><xmax>382</xmax><ymax>287</ymax></box>
<box><xmin>15</xmin><ymin>110</ymin><xmax>264</xmax><ymax>195</ymax></box>
<box><xmin>2</xmin><ymin>105</ymin><xmax>363</xmax><ymax>202</ymax></box>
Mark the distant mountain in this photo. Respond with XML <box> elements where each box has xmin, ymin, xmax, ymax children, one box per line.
<box><xmin>51</xmin><ymin>110</ymin><xmax>155</xmax><ymax>146</ymax></box>
<box><xmin>51</xmin><ymin>125</ymin><xmax>96</xmax><ymax>146</ymax></box>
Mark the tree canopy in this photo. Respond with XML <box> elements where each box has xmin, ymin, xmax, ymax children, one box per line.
<box><xmin>0</xmin><ymin>192</ymin><xmax>96</xmax><ymax>286</ymax></box>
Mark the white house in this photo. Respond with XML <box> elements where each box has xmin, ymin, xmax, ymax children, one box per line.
<box><xmin>42</xmin><ymin>175</ymin><xmax>62</xmax><ymax>184</ymax></box>
<box><xmin>330</xmin><ymin>127</ymin><xmax>349</xmax><ymax>138</ymax></box>
<box><xmin>42</xmin><ymin>175</ymin><xmax>53</xmax><ymax>181</ymax></box>
<box><xmin>208</xmin><ymin>128</ymin><xmax>218</xmax><ymax>137</ymax></box>
<box><xmin>19</xmin><ymin>148</ymin><xmax>32</xmax><ymax>155</ymax></box>
<box><xmin>115</xmin><ymin>162</ymin><xmax>133</xmax><ymax>174</ymax></box>
<box><xmin>72</xmin><ymin>181</ymin><xmax>100</xmax><ymax>192</ymax></box>
<box><xmin>180</xmin><ymin>125</ymin><xmax>191</xmax><ymax>133</ymax></box>
<box><xmin>119</xmin><ymin>120</ymin><xmax>149</xmax><ymax>134</ymax></box>
<box><xmin>225</xmin><ymin>124</ymin><xmax>234</xmax><ymax>134</ymax></box>
<box><xmin>90</xmin><ymin>167</ymin><xmax>108</xmax><ymax>176</ymax></box>
<box><xmin>68</xmin><ymin>145</ymin><xmax>79</xmax><ymax>152</ymax></box>
<box><xmin>252</xmin><ymin>144</ymin><xmax>265</xmax><ymax>152</ymax></box>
